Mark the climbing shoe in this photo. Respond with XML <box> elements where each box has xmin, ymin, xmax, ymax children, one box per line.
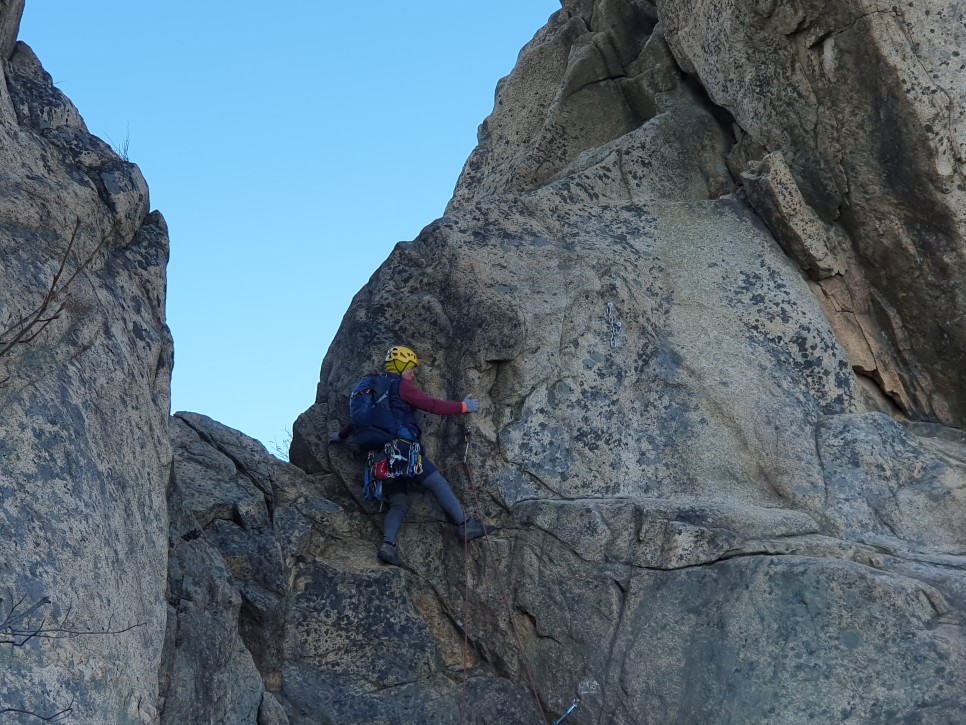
<box><xmin>378</xmin><ymin>542</ymin><xmax>402</xmax><ymax>567</ymax></box>
<box><xmin>457</xmin><ymin>515</ymin><xmax>495</xmax><ymax>542</ymax></box>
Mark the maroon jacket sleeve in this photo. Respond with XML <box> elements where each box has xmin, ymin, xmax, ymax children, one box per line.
<box><xmin>399</xmin><ymin>379</ymin><xmax>465</xmax><ymax>416</ymax></box>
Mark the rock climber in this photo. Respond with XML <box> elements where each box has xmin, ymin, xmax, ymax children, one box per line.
<box><xmin>330</xmin><ymin>345</ymin><xmax>493</xmax><ymax>567</ymax></box>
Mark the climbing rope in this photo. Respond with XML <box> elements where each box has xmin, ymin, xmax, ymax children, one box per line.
<box><xmin>461</xmin><ymin>494</ymin><xmax>470</xmax><ymax>724</ymax></box>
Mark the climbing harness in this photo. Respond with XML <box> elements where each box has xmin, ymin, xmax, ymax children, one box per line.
<box><xmin>363</xmin><ymin>439</ymin><xmax>422</xmax><ymax>502</ymax></box>
<box><xmin>551</xmin><ymin>698</ymin><xmax>580</xmax><ymax>725</ymax></box>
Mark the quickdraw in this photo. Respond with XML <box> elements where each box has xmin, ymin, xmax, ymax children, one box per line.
<box><xmin>551</xmin><ymin>698</ymin><xmax>580</xmax><ymax>725</ymax></box>
<box><xmin>363</xmin><ymin>439</ymin><xmax>422</xmax><ymax>503</ymax></box>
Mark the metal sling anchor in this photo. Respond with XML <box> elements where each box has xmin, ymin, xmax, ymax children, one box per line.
<box><xmin>551</xmin><ymin>698</ymin><xmax>580</xmax><ymax>725</ymax></box>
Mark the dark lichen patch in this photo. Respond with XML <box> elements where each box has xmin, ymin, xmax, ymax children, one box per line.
<box><xmin>727</xmin><ymin>264</ymin><xmax>853</xmax><ymax>414</ymax></box>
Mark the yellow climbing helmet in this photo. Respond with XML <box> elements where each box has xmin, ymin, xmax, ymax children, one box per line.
<box><xmin>385</xmin><ymin>345</ymin><xmax>418</xmax><ymax>374</ymax></box>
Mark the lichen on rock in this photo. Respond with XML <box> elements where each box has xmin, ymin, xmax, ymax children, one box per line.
<box><xmin>3</xmin><ymin>0</ymin><xmax>966</xmax><ymax>722</ymax></box>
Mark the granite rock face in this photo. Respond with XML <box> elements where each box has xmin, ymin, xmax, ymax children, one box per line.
<box><xmin>0</xmin><ymin>2</ymin><xmax>171</xmax><ymax>721</ymax></box>
<box><xmin>293</xmin><ymin>2</ymin><xmax>966</xmax><ymax>723</ymax></box>
<box><xmin>161</xmin><ymin>414</ymin><xmax>274</xmax><ymax>725</ymax></box>
<box><xmin>657</xmin><ymin>0</ymin><xmax>966</xmax><ymax>427</ymax></box>
<box><xmin>453</xmin><ymin>0</ymin><xmax>966</xmax><ymax>428</ymax></box>
<box><xmin>164</xmin><ymin>412</ymin><xmax>541</xmax><ymax>725</ymax></box>
<box><xmin>3</xmin><ymin>0</ymin><xmax>966</xmax><ymax>722</ymax></box>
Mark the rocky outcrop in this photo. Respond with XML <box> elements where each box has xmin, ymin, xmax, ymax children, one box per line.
<box><xmin>657</xmin><ymin>0</ymin><xmax>966</xmax><ymax>427</ymax></box>
<box><xmin>293</xmin><ymin>2</ymin><xmax>966</xmax><ymax>723</ymax></box>
<box><xmin>0</xmin><ymin>1</ymin><xmax>171</xmax><ymax>721</ymax></box>
<box><xmin>450</xmin><ymin>0</ymin><xmax>966</xmax><ymax>428</ymax></box>
<box><xmin>3</xmin><ymin>0</ymin><xmax>965</xmax><ymax>722</ymax></box>
<box><xmin>164</xmin><ymin>412</ymin><xmax>541</xmax><ymax>724</ymax></box>
<box><xmin>162</xmin><ymin>414</ymin><xmax>273</xmax><ymax>724</ymax></box>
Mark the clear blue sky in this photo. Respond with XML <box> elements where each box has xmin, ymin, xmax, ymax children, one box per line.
<box><xmin>19</xmin><ymin>1</ymin><xmax>559</xmax><ymax>453</ymax></box>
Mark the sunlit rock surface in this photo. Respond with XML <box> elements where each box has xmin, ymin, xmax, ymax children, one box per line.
<box><xmin>165</xmin><ymin>412</ymin><xmax>539</xmax><ymax>724</ymax></box>
<box><xmin>0</xmin><ymin>1</ymin><xmax>171</xmax><ymax>721</ymax></box>
<box><xmin>293</xmin><ymin>1</ymin><xmax>966</xmax><ymax>722</ymax></box>
<box><xmin>2</xmin><ymin>0</ymin><xmax>965</xmax><ymax>722</ymax></box>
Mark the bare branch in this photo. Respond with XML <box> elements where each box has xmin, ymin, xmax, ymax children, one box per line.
<box><xmin>18</xmin><ymin>301</ymin><xmax>69</xmax><ymax>344</ymax></box>
<box><xmin>19</xmin><ymin>620</ymin><xmax>147</xmax><ymax>641</ymax></box>
<box><xmin>1</xmin><ymin>593</ymin><xmax>144</xmax><ymax>647</ymax></box>
<box><xmin>0</xmin><ymin>590</ymin><xmax>141</xmax><ymax>722</ymax></box>
<box><xmin>0</xmin><ymin>219</ymin><xmax>80</xmax><ymax>353</ymax></box>
<box><xmin>0</xmin><ymin>696</ymin><xmax>74</xmax><ymax>721</ymax></box>
<box><xmin>2</xmin><ymin>595</ymin><xmax>51</xmax><ymax>629</ymax></box>
<box><xmin>0</xmin><ymin>217</ymin><xmax>113</xmax><ymax>361</ymax></box>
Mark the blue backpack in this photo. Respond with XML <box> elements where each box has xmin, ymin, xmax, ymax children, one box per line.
<box><xmin>348</xmin><ymin>373</ymin><xmax>401</xmax><ymax>449</ymax></box>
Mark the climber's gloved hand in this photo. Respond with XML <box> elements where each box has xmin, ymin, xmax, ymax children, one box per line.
<box><xmin>328</xmin><ymin>432</ymin><xmax>342</xmax><ymax>444</ymax></box>
<box><xmin>463</xmin><ymin>397</ymin><xmax>480</xmax><ymax>413</ymax></box>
